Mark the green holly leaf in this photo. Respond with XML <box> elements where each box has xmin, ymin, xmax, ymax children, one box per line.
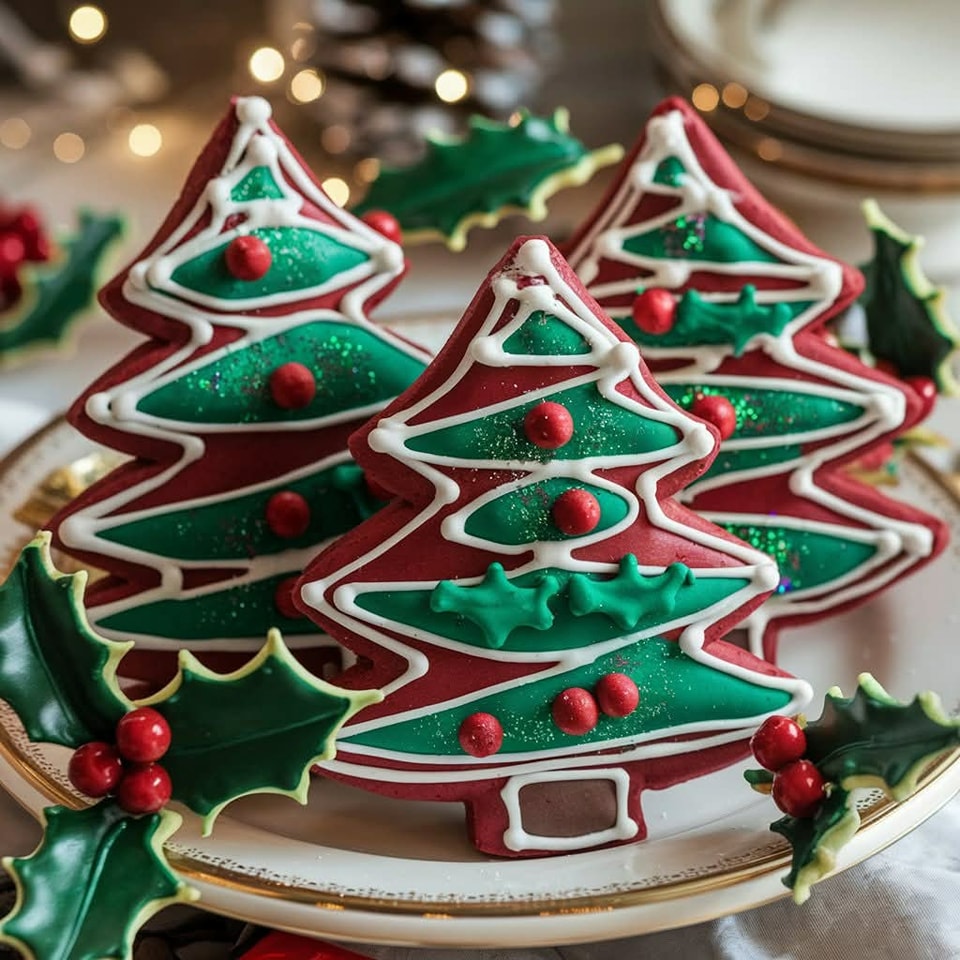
<box><xmin>0</xmin><ymin>211</ymin><xmax>121</xmax><ymax>363</ymax></box>
<box><xmin>860</xmin><ymin>200</ymin><xmax>959</xmax><ymax>394</ymax></box>
<box><xmin>430</xmin><ymin>563</ymin><xmax>559</xmax><ymax>648</ymax></box>
<box><xmin>804</xmin><ymin>673</ymin><xmax>960</xmax><ymax>799</ymax></box>
<box><xmin>145</xmin><ymin>629</ymin><xmax>381</xmax><ymax>833</ymax></box>
<box><xmin>569</xmin><ymin>557</ymin><xmax>694</xmax><ymax>630</ymax></box>
<box><xmin>770</xmin><ymin>787</ymin><xmax>859</xmax><ymax>905</ymax></box>
<box><xmin>0</xmin><ymin>533</ymin><xmax>131</xmax><ymax>747</ymax></box>
<box><xmin>354</xmin><ymin>109</ymin><xmax>623</xmax><ymax>251</ymax></box>
<box><xmin>0</xmin><ymin>802</ymin><xmax>197</xmax><ymax>960</ymax></box>
<box><xmin>747</xmin><ymin>673</ymin><xmax>960</xmax><ymax>903</ymax></box>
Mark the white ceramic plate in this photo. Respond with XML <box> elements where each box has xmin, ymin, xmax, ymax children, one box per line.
<box><xmin>0</xmin><ymin>414</ymin><xmax>959</xmax><ymax>948</ymax></box>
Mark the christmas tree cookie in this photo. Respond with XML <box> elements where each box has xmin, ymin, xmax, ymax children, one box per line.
<box><xmin>50</xmin><ymin>96</ymin><xmax>429</xmax><ymax>676</ymax></box>
<box><xmin>0</xmin><ymin>204</ymin><xmax>121</xmax><ymax>364</ymax></box>
<box><xmin>297</xmin><ymin>236</ymin><xmax>810</xmax><ymax>857</ymax></box>
<box><xmin>564</xmin><ymin>97</ymin><xmax>949</xmax><ymax>661</ymax></box>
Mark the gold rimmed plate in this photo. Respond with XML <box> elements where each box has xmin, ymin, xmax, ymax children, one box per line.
<box><xmin>0</xmin><ymin>416</ymin><xmax>959</xmax><ymax>947</ymax></box>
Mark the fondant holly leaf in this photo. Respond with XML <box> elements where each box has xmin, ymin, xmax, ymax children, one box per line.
<box><xmin>770</xmin><ymin>786</ymin><xmax>859</xmax><ymax>905</ymax></box>
<box><xmin>859</xmin><ymin>199</ymin><xmax>959</xmax><ymax>393</ymax></box>
<box><xmin>569</xmin><ymin>557</ymin><xmax>694</xmax><ymax>630</ymax></box>
<box><xmin>145</xmin><ymin>629</ymin><xmax>381</xmax><ymax>833</ymax></box>
<box><xmin>354</xmin><ymin>109</ymin><xmax>623</xmax><ymax>251</ymax></box>
<box><xmin>0</xmin><ymin>802</ymin><xmax>197</xmax><ymax>960</ymax></box>
<box><xmin>430</xmin><ymin>563</ymin><xmax>558</xmax><ymax>648</ymax></box>
<box><xmin>0</xmin><ymin>532</ymin><xmax>131</xmax><ymax>747</ymax></box>
<box><xmin>746</xmin><ymin>674</ymin><xmax>960</xmax><ymax>903</ymax></box>
<box><xmin>0</xmin><ymin>211</ymin><xmax>122</xmax><ymax>363</ymax></box>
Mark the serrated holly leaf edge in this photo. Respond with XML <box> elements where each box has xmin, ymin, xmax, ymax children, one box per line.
<box><xmin>0</xmin><ymin>805</ymin><xmax>198</xmax><ymax>960</ymax></box>
<box><xmin>862</xmin><ymin>199</ymin><xmax>960</xmax><ymax>395</ymax></box>
<box><xmin>139</xmin><ymin>628</ymin><xmax>382</xmax><ymax>835</ymax></box>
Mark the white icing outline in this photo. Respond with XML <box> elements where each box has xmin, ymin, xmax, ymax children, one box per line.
<box><xmin>58</xmin><ymin>96</ymin><xmax>425</xmax><ymax>650</ymax></box>
<box><xmin>565</xmin><ymin>108</ymin><xmax>937</xmax><ymax>652</ymax></box>
<box><xmin>501</xmin><ymin>768</ymin><xmax>638</xmax><ymax>853</ymax></box>
<box><xmin>302</xmin><ymin>238</ymin><xmax>810</xmax><ymax>788</ymax></box>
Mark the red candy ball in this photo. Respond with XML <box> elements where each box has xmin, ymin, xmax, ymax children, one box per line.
<box><xmin>524</xmin><ymin>402</ymin><xmax>574</xmax><ymax>450</ymax></box>
<box><xmin>458</xmin><ymin>712</ymin><xmax>504</xmax><ymax>757</ymax></box>
<box><xmin>595</xmin><ymin>673</ymin><xmax>640</xmax><ymax>718</ymax></box>
<box><xmin>269</xmin><ymin>362</ymin><xmax>316</xmax><ymax>410</ymax></box>
<box><xmin>631</xmin><ymin>288</ymin><xmax>676</xmax><ymax>335</ymax></box>
<box><xmin>905</xmin><ymin>375</ymin><xmax>937</xmax><ymax>419</ymax></box>
<box><xmin>691</xmin><ymin>393</ymin><xmax>737</xmax><ymax>440</ymax></box>
<box><xmin>225</xmin><ymin>235</ymin><xmax>272</xmax><ymax>281</ymax></box>
<box><xmin>750</xmin><ymin>715</ymin><xmax>807</xmax><ymax>772</ymax></box>
<box><xmin>552</xmin><ymin>488</ymin><xmax>601</xmax><ymax>536</ymax></box>
<box><xmin>772</xmin><ymin>759</ymin><xmax>826</xmax><ymax>819</ymax></box>
<box><xmin>552</xmin><ymin>687</ymin><xmax>599</xmax><ymax>736</ymax></box>
<box><xmin>266</xmin><ymin>490</ymin><xmax>311</xmax><ymax>538</ymax></box>
<box><xmin>117</xmin><ymin>763</ymin><xmax>172</xmax><ymax>815</ymax></box>
<box><xmin>274</xmin><ymin>576</ymin><xmax>303</xmax><ymax>619</ymax></box>
<box><xmin>0</xmin><ymin>232</ymin><xmax>26</xmax><ymax>274</ymax></box>
<box><xmin>68</xmin><ymin>742</ymin><xmax>123</xmax><ymax>798</ymax></box>
<box><xmin>361</xmin><ymin>210</ymin><xmax>403</xmax><ymax>245</ymax></box>
<box><xmin>116</xmin><ymin>707</ymin><xmax>172</xmax><ymax>763</ymax></box>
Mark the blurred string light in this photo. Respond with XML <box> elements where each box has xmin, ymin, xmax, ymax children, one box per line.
<box><xmin>249</xmin><ymin>46</ymin><xmax>285</xmax><ymax>83</ymax></box>
<box><xmin>53</xmin><ymin>132</ymin><xmax>85</xmax><ymax>163</ymax></box>
<box><xmin>434</xmin><ymin>69</ymin><xmax>469</xmax><ymax>104</ymax></box>
<box><xmin>321</xmin><ymin>125</ymin><xmax>351</xmax><ymax>155</ymax></box>
<box><xmin>354</xmin><ymin>157</ymin><xmax>380</xmax><ymax>184</ymax></box>
<box><xmin>68</xmin><ymin>5</ymin><xmax>107</xmax><ymax>44</ymax></box>
<box><xmin>289</xmin><ymin>68</ymin><xmax>324</xmax><ymax>103</ymax></box>
<box><xmin>691</xmin><ymin>83</ymin><xmax>720</xmax><ymax>112</ymax></box>
<box><xmin>322</xmin><ymin>177</ymin><xmax>350</xmax><ymax>207</ymax></box>
<box><xmin>0</xmin><ymin>118</ymin><xmax>31</xmax><ymax>150</ymax></box>
<box><xmin>128</xmin><ymin>123</ymin><xmax>162</xmax><ymax>157</ymax></box>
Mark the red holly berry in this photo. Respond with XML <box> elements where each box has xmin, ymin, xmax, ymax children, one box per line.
<box><xmin>269</xmin><ymin>362</ymin><xmax>316</xmax><ymax>410</ymax></box>
<box><xmin>552</xmin><ymin>488</ymin><xmax>601</xmax><ymax>536</ymax></box>
<box><xmin>266</xmin><ymin>490</ymin><xmax>311</xmax><ymax>538</ymax></box>
<box><xmin>361</xmin><ymin>210</ymin><xmax>403</xmax><ymax>245</ymax></box>
<box><xmin>116</xmin><ymin>707</ymin><xmax>172</xmax><ymax>763</ymax></box>
<box><xmin>524</xmin><ymin>401</ymin><xmax>574</xmax><ymax>450</ymax></box>
<box><xmin>224</xmin><ymin>234</ymin><xmax>272</xmax><ymax>281</ymax></box>
<box><xmin>905</xmin><ymin>375</ymin><xmax>937</xmax><ymax>419</ymax></box>
<box><xmin>552</xmin><ymin>687</ymin><xmax>599</xmax><ymax>736</ymax></box>
<box><xmin>691</xmin><ymin>393</ymin><xmax>737</xmax><ymax>440</ymax></box>
<box><xmin>0</xmin><ymin>232</ymin><xmax>26</xmax><ymax>275</ymax></box>
<box><xmin>595</xmin><ymin>672</ymin><xmax>639</xmax><ymax>718</ymax></box>
<box><xmin>117</xmin><ymin>763</ymin><xmax>173</xmax><ymax>815</ymax></box>
<box><xmin>10</xmin><ymin>208</ymin><xmax>50</xmax><ymax>261</ymax></box>
<box><xmin>458</xmin><ymin>712</ymin><xmax>504</xmax><ymax>757</ymax></box>
<box><xmin>68</xmin><ymin>742</ymin><xmax>123</xmax><ymax>797</ymax></box>
<box><xmin>631</xmin><ymin>288</ymin><xmax>675</xmax><ymax>335</ymax></box>
<box><xmin>772</xmin><ymin>759</ymin><xmax>826</xmax><ymax>818</ymax></box>
<box><xmin>750</xmin><ymin>715</ymin><xmax>807</xmax><ymax>771</ymax></box>
<box><xmin>274</xmin><ymin>575</ymin><xmax>303</xmax><ymax>619</ymax></box>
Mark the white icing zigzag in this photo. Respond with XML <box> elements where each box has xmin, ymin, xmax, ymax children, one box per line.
<box><xmin>565</xmin><ymin>108</ymin><xmax>937</xmax><ymax>655</ymax></box>
<box><xmin>57</xmin><ymin>96</ymin><xmax>425</xmax><ymax>651</ymax></box>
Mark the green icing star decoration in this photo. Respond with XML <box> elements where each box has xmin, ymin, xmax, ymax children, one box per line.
<box><xmin>746</xmin><ymin>674</ymin><xmax>960</xmax><ymax>904</ymax></box>
<box><xmin>0</xmin><ymin>534</ymin><xmax>382</xmax><ymax>959</ymax></box>
<box><xmin>431</xmin><ymin>562</ymin><xmax>559</xmax><ymax>648</ymax></box>
<box><xmin>569</xmin><ymin>557</ymin><xmax>695</xmax><ymax>630</ymax></box>
<box><xmin>354</xmin><ymin>109</ymin><xmax>623</xmax><ymax>251</ymax></box>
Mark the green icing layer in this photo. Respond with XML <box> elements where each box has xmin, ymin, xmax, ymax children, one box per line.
<box><xmin>97</xmin><ymin>572</ymin><xmax>319</xmax><ymax>641</ymax></box>
<box><xmin>623</xmin><ymin>214</ymin><xmax>781</xmax><ymax>265</ymax></box>
<box><xmin>343</xmin><ymin>635</ymin><xmax>791</xmax><ymax>755</ymax></box>
<box><xmin>463</xmin><ymin>477</ymin><xmax>629</xmax><ymax>546</ymax></box>
<box><xmin>652</xmin><ymin>155</ymin><xmax>686</xmax><ymax>188</ymax></box>
<box><xmin>168</xmin><ymin>226</ymin><xmax>368</xmax><ymax>300</ymax></box>
<box><xmin>136</xmin><ymin>321</ymin><xmax>425</xmax><ymax>424</ymax></box>
<box><xmin>720</xmin><ymin>521</ymin><xmax>877</xmax><ymax>595</ymax></box>
<box><xmin>97</xmin><ymin>462</ymin><xmax>379</xmax><ymax>561</ymax></box>
<box><xmin>618</xmin><ymin>287</ymin><xmax>809</xmax><ymax>355</ymax></box>
<box><xmin>502</xmin><ymin>310</ymin><xmax>591</xmax><ymax>356</ymax></box>
<box><xmin>695</xmin><ymin>444</ymin><xmax>802</xmax><ymax>484</ymax></box>
<box><xmin>405</xmin><ymin>382</ymin><xmax>681</xmax><ymax>463</ymax></box>
<box><xmin>354</xmin><ymin>567</ymin><xmax>749</xmax><ymax>653</ymax></box>
<box><xmin>230</xmin><ymin>165</ymin><xmax>284</xmax><ymax>202</ymax></box>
